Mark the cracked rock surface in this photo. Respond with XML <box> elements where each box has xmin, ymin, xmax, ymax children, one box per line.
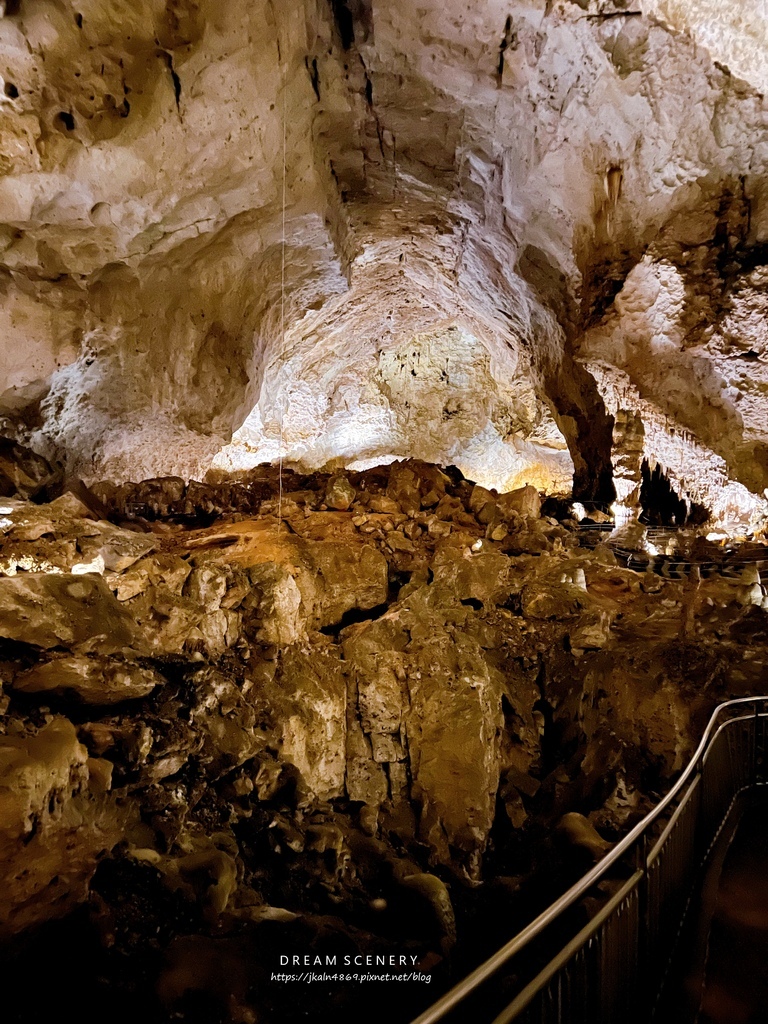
<box><xmin>1</xmin><ymin>461</ymin><xmax>768</xmax><ymax>1022</ymax></box>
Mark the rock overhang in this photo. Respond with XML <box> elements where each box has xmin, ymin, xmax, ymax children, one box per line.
<box><xmin>0</xmin><ymin>1</ymin><xmax>765</xmax><ymax>528</ymax></box>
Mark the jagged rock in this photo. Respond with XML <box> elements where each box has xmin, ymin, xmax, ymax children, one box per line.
<box><xmin>521</xmin><ymin>573</ymin><xmax>590</xmax><ymax>619</ymax></box>
<box><xmin>368</xmin><ymin>495</ymin><xmax>401</xmax><ymax>515</ymax></box>
<box><xmin>184</xmin><ymin>563</ymin><xmax>229</xmax><ymax>608</ymax></box>
<box><xmin>0</xmin><ymin>572</ymin><xmax>146</xmax><ymax>653</ymax></box>
<box><xmin>386</xmin><ymin>530</ymin><xmax>414</xmax><ymax>553</ymax></box>
<box><xmin>11</xmin><ymin>655</ymin><xmax>163</xmax><ymax>704</ymax></box>
<box><xmin>269</xmin><ymin>647</ymin><xmax>347</xmax><ymax>800</ymax></box>
<box><xmin>405</xmin><ymin>632</ymin><xmax>504</xmax><ymax>880</ymax></box>
<box><xmin>47</xmin><ymin>491</ymin><xmax>95</xmax><ymax>519</ymax></box>
<box><xmin>430</xmin><ymin>542</ymin><xmax>513</xmax><ymax>607</ymax></box>
<box><xmin>469</xmin><ymin>484</ymin><xmax>494</xmax><ymax>515</ymax></box>
<box><xmin>0</xmin><ymin>438</ymin><xmax>59</xmax><ymax>501</ymax></box>
<box><xmin>189</xmin><ymin>666</ymin><xmax>269</xmax><ymax>773</ymax></box>
<box><xmin>298</xmin><ymin>542</ymin><xmax>388</xmax><ymax>629</ymax></box>
<box><xmin>247</xmin><ymin>562</ymin><xmax>305</xmax><ymax>646</ymax></box>
<box><xmin>385</xmin><ymin>461</ymin><xmax>452</xmax><ymax>515</ymax></box>
<box><xmin>79</xmin><ymin>520</ymin><xmax>157</xmax><ymax>572</ymax></box>
<box><xmin>0</xmin><ymin>496</ymin><xmax>101</xmax><ymax>543</ymax></box>
<box><xmin>111</xmin><ymin>553</ymin><xmax>192</xmax><ymax>602</ymax></box>
<box><xmin>497</xmin><ymin>485</ymin><xmax>541</xmax><ymax>520</ymax></box>
<box><xmin>325</xmin><ymin>475</ymin><xmax>356</xmax><ymax>510</ymax></box>
<box><xmin>0</xmin><ymin>718</ymin><xmax>126</xmax><ymax>936</ymax></box>
<box><xmin>569</xmin><ymin>609</ymin><xmax>615</xmax><ymax>653</ymax></box>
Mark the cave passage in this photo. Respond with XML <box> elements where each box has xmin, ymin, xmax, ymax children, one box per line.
<box><xmin>639</xmin><ymin>460</ymin><xmax>709</xmax><ymax>527</ymax></box>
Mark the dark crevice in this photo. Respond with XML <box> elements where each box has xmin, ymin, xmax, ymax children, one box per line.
<box><xmin>307</xmin><ymin>57</ymin><xmax>320</xmax><ymax>101</ymax></box>
<box><xmin>320</xmin><ymin>601</ymin><xmax>389</xmax><ymax>635</ymax></box>
<box><xmin>160</xmin><ymin>51</ymin><xmax>182</xmax><ymax>109</ymax></box>
<box><xmin>585</xmin><ymin>9</ymin><xmax>642</xmax><ymax>19</ymax></box>
<box><xmin>330</xmin><ymin>0</ymin><xmax>355</xmax><ymax>49</ymax></box>
<box><xmin>497</xmin><ymin>16</ymin><xmax>513</xmax><ymax>88</ymax></box>
<box><xmin>639</xmin><ymin>460</ymin><xmax>709</xmax><ymax>527</ymax></box>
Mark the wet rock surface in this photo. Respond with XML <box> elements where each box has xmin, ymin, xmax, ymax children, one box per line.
<box><xmin>0</xmin><ymin>460</ymin><xmax>767</xmax><ymax>1023</ymax></box>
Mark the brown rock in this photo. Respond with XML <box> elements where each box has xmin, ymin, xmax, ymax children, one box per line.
<box><xmin>0</xmin><ymin>718</ymin><xmax>126</xmax><ymax>936</ymax></box>
<box><xmin>406</xmin><ymin>636</ymin><xmax>504</xmax><ymax>880</ymax></box>
<box><xmin>0</xmin><ymin>438</ymin><xmax>60</xmax><ymax>501</ymax></box>
<box><xmin>325</xmin><ymin>475</ymin><xmax>356</xmax><ymax>510</ymax></box>
<box><xmin>387</xmin><ymin>463</ymin><xmax>421</xmax><ymax>515</ymax></box>
<box><xmin>299</xmin><ymin>541</ymin><xmax>388</xmax><ymax>629</ymax></box>
<box><xmin>12</xmin><ymin>655</ymin><xmax>163</xmax><ymax>704</ymax></box>
<box><xmin>0</xmin><ymin>573</ymin><xmax>146</xmax><ymax>653</ymax></box>
<box><xmin>497</xmin><ymin>485</ymin><xmax>541</xmax><ymax>520</ymax></box>
<box><xmin>469</xmin><ymin>484</ymin><xmax>494</xmax><ymax>514</ymax></box>
<box><xmin>368</xmin><ymin>495</ymin><xmax>401</xmax><ymax>514</ymax></box>
<box><xmin>269</xmin><ymin>647</ymin><xmax>347</xmax><ymax>800</ymax></box>
<box><xmin>78</xmin><ymin>520</ymin><xmax>157</xmax><ymax>572</ymax></box>
<box><xmin>386</xmin><ymin>530</ymin><xmax>415</xmax><ymax>553</ymax></box>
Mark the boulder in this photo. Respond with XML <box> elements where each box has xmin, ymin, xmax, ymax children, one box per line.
<box><xmin>269</xmin><ymin>648</ymin><xmax>347</xmax><ymax>800</ymax></box>
<box><xmin>79</xmin><ymin>520</ymin><xmax>157</xmax><ymax>572</ymax></box>
<box><xmin>0</xmin><ymin>573</ymin><xmax>146</xmax><ymax>653</ymax></box>
<box><xmin>387</xmin><ymin>463</ymin><xmax>422</xmax><ymax>515</ymax></box>
<box><xmin>325</xmin><ymin>475</ymin><xmax>356</xmax><ymax>510</ymax></box>
<box><xmin>497</xmin><ymin>484</ymin><xmax>541</xmax><ymax>520</ymax></box>
<box><xmin>12</xmin><ymin>655</ymin><xmax>163</xmax><ymax>704</ymax></box>
<box><xmin>298</xmin><ymin>542</ymin><xmax>388</xmax><ymax>629</ymax></box>
<box><xmin>405</xmin><ymin>633</ymin><xmax>504</xmax><ymax>881</ymax></box>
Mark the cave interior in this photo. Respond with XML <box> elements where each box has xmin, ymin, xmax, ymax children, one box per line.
<box><xmin>2</xmin><ymin>1</ymin><xmax>768</xmax><ymax>1022</ymax></box>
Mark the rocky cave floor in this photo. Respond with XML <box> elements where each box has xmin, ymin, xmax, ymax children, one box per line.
<box><xmin>2</xmin><ymin>455</ymin><xmax>768</xmax><ymax>1023</ymax></box>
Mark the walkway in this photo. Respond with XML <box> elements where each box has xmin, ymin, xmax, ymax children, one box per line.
<box><xmin>661</xmin><ymin>794</ymin><xmax>768</xmax><ymax>1024</ymax></box>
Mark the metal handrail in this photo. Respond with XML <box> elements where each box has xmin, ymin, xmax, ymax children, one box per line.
<box><xmin>412</xmin><ymin>695</ymin><xmax>768</xmax><ymax>1024</ymax></box>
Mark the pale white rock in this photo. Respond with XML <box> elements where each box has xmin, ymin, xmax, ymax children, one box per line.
<box><xmin>0</xmin><ymin>0</ymin><xmax>765</xmax><ymax>520</ymax></box>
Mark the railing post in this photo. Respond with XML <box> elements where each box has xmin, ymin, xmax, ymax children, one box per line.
<box><xmin>753</xmin><ymin>702</ymin><xmax>759</xmax><ymax>786</ymax></box>
<box><xmin>754</xmin><ymin>701</ymin><xmax>766</xmax><ymax>786</ymax></box>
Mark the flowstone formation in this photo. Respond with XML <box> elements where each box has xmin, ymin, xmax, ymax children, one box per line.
<box><xmin>2</xmin><ymin>458</ymin><xmax>768</xmax><ymax>1023</ymax></box>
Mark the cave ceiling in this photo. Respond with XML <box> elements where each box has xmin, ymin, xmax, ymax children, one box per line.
<box><xmin>0</xmin><ymin>0</ymin><xmax>768</xmax><ymax>525</ymax></box>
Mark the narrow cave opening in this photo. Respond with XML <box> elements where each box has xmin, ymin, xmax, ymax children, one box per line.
<box><xmin>330</xmin><ymin>0</ymin><xmax>355</xmax><ymax>48</ymax></box>
<box><xmin>639</xmin><ymin>460</ymin><xmax>709</xmax><ymax>526</ymax></box>
<box><xmin>56</xmin><ymin>110</ymin><xmax>76</xmax><ymax>132</ymax></box>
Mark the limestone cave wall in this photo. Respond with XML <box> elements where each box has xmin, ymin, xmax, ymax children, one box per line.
<box><xmin>0</xmin><ymin>1</ymin><xmax>766</xmax><ymax>522</ymax></box>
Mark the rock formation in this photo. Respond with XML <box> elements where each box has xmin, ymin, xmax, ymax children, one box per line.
<box><xmin>0</xmin><ymin>1</ymin><xmax>763</xmax><ymax>523</ymax></box>
<box><xmin>1</xmin><ymin>1</ymin><xmax>768</xmax><ymax>1021</ymax></box>
<box><xmin>1</xmin><ymin>464</ymin><xmax>768</xmax><ymax>1021</ymax></box>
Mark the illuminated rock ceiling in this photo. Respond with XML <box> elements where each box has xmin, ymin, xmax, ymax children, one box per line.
<box><xmin>1</xmin><ymin>1</ymin><xmax>768</xmax><ymax>523</ymax></box>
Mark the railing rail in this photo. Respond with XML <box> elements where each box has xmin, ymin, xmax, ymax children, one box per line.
<box><xmin>412</xmin><ymin>696</ymin><xmax>768</xmax><ymax>1024</ymax></box>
